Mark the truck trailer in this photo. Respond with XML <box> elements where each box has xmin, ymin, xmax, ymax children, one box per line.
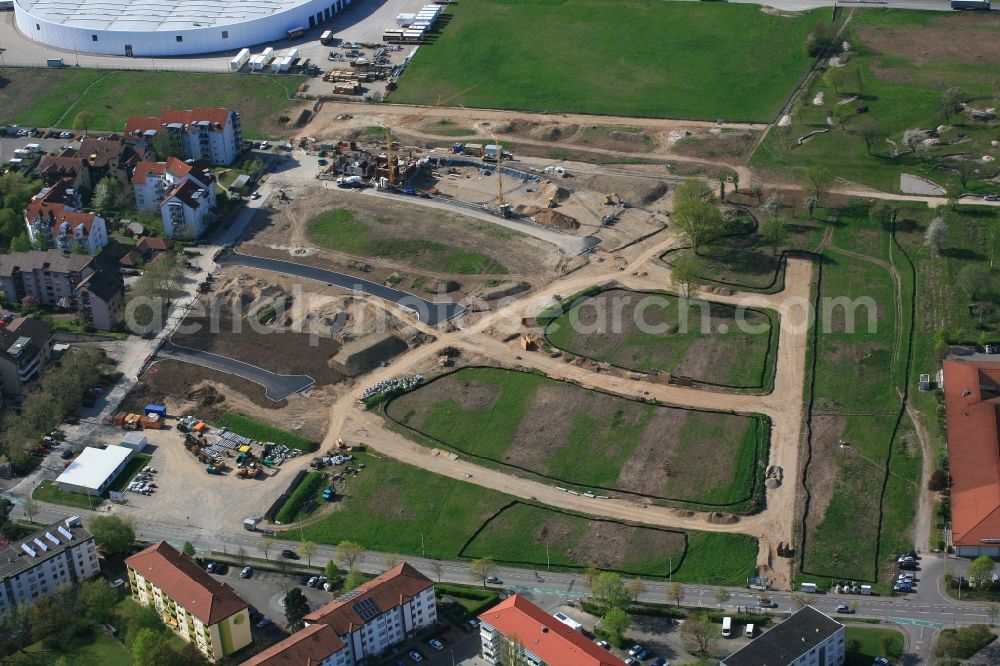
<box><xmin>951</xmin><ymin>0</ymin><xmax>990</xmax><ymax>8</ymax></box>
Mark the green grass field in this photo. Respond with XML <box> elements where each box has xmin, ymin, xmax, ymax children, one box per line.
<box><xmin>0</xmin><ymin>68</ymin><xmax>302</xmax><ymax>137</ymax></box>
<box><xmin>308</xmin><ymin>208</ymin><xmax>508</xmax><ymax>275</ymax></box>
<box><xmin>544</xmin><ymin>289</ymin><xmax>778</xmax><ymax>389</ymax></box>
<box><xmin>751</xmin><ymin>10</ymin><xmax>1000</xmax><ymax>192</ymax></box>
<box><xmin>216</xmin><ymin>412</ymin><xmax>318</xmax><ymax>451</ymax></box>
<box><xmin>293</xmin><ymin>452</ymin><xmax>757</xmax><ymax>581</ymax></box>
<box><xmin>385</xmin><ymin>367</ymin><xmax>768</xmax><ymax>510</ymax></box>
<box><xmin>33</xmin><ymin>480</ymin><xmax>102</xmax><ymax>510</ymax></box>
<box><xmin>10</xmin><ymin>631</ymin><xmax>132</xmax><ymax>666</ymax></box>
<box><xmin>844</xmin><ymin>626</ymin><xmax>904</xmax><ymax>666</ymax></box>
<box><xmin>392</xmin><ymin>1</ymin><xmax>828</xmax><ymax>122</ymax></box>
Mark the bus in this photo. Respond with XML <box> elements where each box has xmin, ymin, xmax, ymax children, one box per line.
<box><xmin>286</xmin><ymin>26</ymin><xmax>306</xmax><ymax>40</ymax></box>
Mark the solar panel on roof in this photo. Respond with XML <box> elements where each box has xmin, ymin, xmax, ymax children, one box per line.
<box><xmin>57</xmin><ymin>526</ymin><xmax>74</xmax><ymax>540</ymax></box>
<box><xmin>352</xmin><ymin>597</ymin><xmax>381</xmax><ymax>622</ymax></box>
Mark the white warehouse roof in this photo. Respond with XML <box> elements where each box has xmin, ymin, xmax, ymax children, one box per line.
<box><xmin>55</xmin><ymin>445</ymin><xmax>132</xmax><ymax>492</ymax></box>
<box><xmin>15</xmin><ymin>0</ymin><xmax>316</xmax><ymax>31</ymax></box>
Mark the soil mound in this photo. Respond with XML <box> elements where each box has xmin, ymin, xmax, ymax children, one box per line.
<box><xmin>531</xmin><ymin>209</ymin><xmax>580</xmax><ymax>231</ymax></box>
<box><xmin>332</xmin><ymin>333</ymin><xmax>408</xmax><ymax>376</ymax></box>
<box><xmin>530</xmin><ymin>124</ymin><xmax>577</xmax><ymax>141</ymax></box>
<box><xmin>707</xmin><ymin>512</ymin><xmax>740</xmax><ymax>524</ymax></box>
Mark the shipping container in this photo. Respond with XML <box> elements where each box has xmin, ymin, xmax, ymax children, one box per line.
<box><xmin>230</xmin><ymin>48</ymin><xmax>251</xmax><ymax>71</ymax></box>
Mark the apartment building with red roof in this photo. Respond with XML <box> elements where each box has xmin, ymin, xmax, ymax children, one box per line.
<box><xmin>943</xmin><ymin>358</ymin><xmax>1000</xmax><ymax>557</ymax></box>
<box><xmin>479</xmin><ymin>594</ymin><xmax>627</xmax><ymax>666</ymax></box>
<box><xmin>131</xmin><ymin>156</ymin><xmax>216</xmax><ymax>238</ymax></box>
<box><xmin>126</xmin><ymin>542</ymin><xmax>251</xmax><ymax>662</ymax></box>
<box><xmin>125</xmin><ymin>108</ymin><xmax>244</xmax><ymax>166</ymax></box>
<box><xmin>23</xmin><ymin>178</ymin><xmax>108</xmax><ymax>256</ymax></box>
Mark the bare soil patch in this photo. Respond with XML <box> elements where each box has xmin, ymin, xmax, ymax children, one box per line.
<box><xmin>856</xmin><ymin>16</ymin><xmax>1000</xmax><ymax>67</ymax></box>
<box><xmin>673</xmin><ymin>130</ymin><xmax>759</xmax><ymax>162</ymax></box>
<box><xmin>571</xmin><ymin>521</ymin><xmax>685</xmax><ymax>570</ymax></box>
<box><xmin>802</xmin><ymin>414</ymin><xmax>847</xmax><ymax>545</ymax></box>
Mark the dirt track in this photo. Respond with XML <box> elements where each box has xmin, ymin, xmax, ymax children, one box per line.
<box><xmin>318</xmin><ymin>226</ymin><xmax>813</xmax><ymax>587</ymax></box>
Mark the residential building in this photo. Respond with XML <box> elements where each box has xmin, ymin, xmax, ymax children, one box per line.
<box><xmin>24</xmin><ymin>179</ymin><xmax>108</xmax><ymax>256</ymax></box>
<box><xmin>55</xmin><ymin>445</ymin><xmax>133</xmax><ymax>496</ymax></box>
<box><xmin>257</xmin><ymin>562</ymin><xmax>437</xmax><ymax>666</ymax></box>
<box><xmin>125</xmin><ymin>109</ymin><xmax>244</xmax><ymax>166</ymax></box>
<box><xmin>0</xmin><ymin>249</ymin><xmax>125</xmax><ymax>330</ymax></box>
<box><xmin>132</xmin><ymin>157</ymin><xmax>216</xmax><ymax>239</ymax></box>
<box><xmin>0</xmin><ymin>317</ymin><xmax>53</xmax><ymax>395</ymax></box>
<box><xmin>721</xmin><ymin>605</ymin><xmax>845</xmax><ymax>666</ymax></box>
<box><xmin>942</xmin><ymin>359</ymin><xmax>1000</xmax><ymax>556</ymax></box>
<box><xmin>0</xmin><ymin>516</ymin><xmax>100</xmax><ymax>614</ymax></box>
<box><xmin>478</xmin><ymin>594</ymin><xmax>626</xmax><ymax>666</ymax></box>
<box><xmin>78</xmin><ymin>135</ymin><xmax>152</xmax><ymax>186</ymax></box>
<box><xmin>37</xmin><ymin>150</ymin><xmax>89</xmax><ymax>189</ymax></box>
<box><xmin>126</xmin><ymin>542</ymin><xmax>251</xmax><ymax>662</ymax></box>
<box><xmin>119</xmin><ymin>236</ymin><xmax>172</xmax><ymax>269</ymax></box>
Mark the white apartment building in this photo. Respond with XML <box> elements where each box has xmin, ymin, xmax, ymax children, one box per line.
<box><xmin>127</xmin><ymin>541</ymin><xmax>251</xmax><ymax>662</ymax></box>
<box><xmin>244</xmin><ymin>562</ymin><xmax>437</xmax><ymax>666</ymax></box>
<box><xmin>722</xmin><ymin>606</ymin><xmax>846</xmax><ymax>666</ymax></box>
<box><xmin>125</xmin><ymin>108</ymin><xmax>244</xmax><ymax>166</ymax></box>
<box><xmin>132</xmin><ymin>157</ymin><xmax>216</xmax><ymax>239</ymax></box>
<box><xmin>0</xmin><ymin>516</ymin><xmax>99</xmax><ymax>613</ymax></box>
<box><xmin>24</xmin><ymin>179</ymin><xmax>108</xmax><ymax>256</ymax></box>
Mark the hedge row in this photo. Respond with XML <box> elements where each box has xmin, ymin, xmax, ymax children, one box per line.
<box><xmin>274</xmin><ymin>472</ymin><xmax>324</xmax><ymax>523</ymax></box>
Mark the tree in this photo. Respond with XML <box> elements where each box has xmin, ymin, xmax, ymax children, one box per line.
<box><xmin>666</xmin><ymin>582</ymin><xmax>685</xmax><ymax>607</ymax></box>
<box><xmin>382</xmin><ymin>552</ymin><xmax>400</xmax><ymax>571</ymax></box>
<box><xmin>749</xmin><ymin>181</ymin><xmax>764</xmax><ymax>203</ymax></box>
<box><xmin>430</xmin><ymin>561</ymin><xmax>444</xmax><ymax>583</ymax></box>
<box><xmin>868</xmin><ymin>200</ymin><xmax>898</xmax><ymax>231</ymax></box>
<box><xmin>760</xmin><ymin>216</ymin><xmax>790</xmax><ymax>256</ymax></box>
<box><xmin>715</xmin><ymin>587</ymin><xmax>731</xmax><ymax>606</ymax></box>
<box><xmin>299</xmin><ymin>540</ymin><xmax>318</xmax><ymax>566</ymax></box>
<box><xmin>469</xmin><ymin>556</ymin><xmax>498</xmax><ymax>588</ymax></box>
<box><xmin>590</xmin><ymin>572</ymin><xmax>633</xmax><ymax>615</ymax></box>
<box><xmin>584</xmin><ymin>564</ymin><xmax>600</xmax><ymax>589</ymax></box>
<box><xmin>925</xmin><ymin>216</ymin><xmax>949</xmax><ymax>255</ymax></box>
<box><xmin>626</xmin><ymin>577</ymin><xmax>647</xmax><ymax>602</ymax></box>
<box><xmin>902</xmin><ymin>128</ymin><xmax>926</xmax><ymax>154</ymax></box>
<box><xmin>334</xmin><ymin>540</ymin><xmax>364</xmax><ymax>570</ymax></box>
<box><xmin>9</xmin><ymin>233</ymin><xmax>32</xmax><ymax>253</ymax></box>
<box><xmin>789</xmin><ymin>592</ymin><xmax>809</xmax><ymax>609</ymax></box>
<box><xmin>802</xmin><ymin>166</ymin><xmax>832</xmax><ymax>204</ymax></box>
<box><xmin>88</xmin><ymin>515</ymin><xmax>135</xmax><ymax>554</ymax></box>
<box><xmin>344</xmin><ymin>568</ymin><xmax>366</xmax><ymax>591</ymax></box>
<box><xmin>955</xmin><ymin>159</ymin><xmax>977</xmax><ymax>189</ymax></box>
<box><xmin>760</xmin><ymin>191</ymin><xmax>783</xmax><ymax>218</ymax></box>
<box><xmin>182</xmin><ymin>541</ymin><xmax>196</xmax><ymax>557</ymax></box>
<box><xmin>132</xmin><ymin>627</ymin><xmax>184</xmax><ymax>666</ymax></box>
<box><xmin>325</xmin><ymin>559</ymin><xmax>339</xmax><ymax>581</ymax></box>
<box><xmin>72</xmin><ymin>111</ymin><xmax>96</xmax><ymax>137</ymax></box>
<box><xmin>79</xmin><ymin>578</ymin><xmax>119</xmax><ymax>625</ymax></box>
<box><xmin>940</xmin><ymin>87</ymin><xmax>965</xmax><ymax>123</ymax></box>
<box><xmin>959</xmin><ymin>264</ymin><xmax>992</xmax><ymax>301</ymax></box>
<box><xmin>679</xmin><ymin>614</ymin><xmax>719</xmax><ymax>657</ymax></box>
<box><xmin>852</xmin><ymin>118</ymin><xmax>881</xmax><ymax>157</ymax></box>
<box><xmin>988</xmin><ymin>604</ymin><xmax>999</xmax><ymax>628</ymax></box>
<box><xmin>671</xmin><ymin>252</ymin><xmax>703</xmax><ymax>299</ymax></box>
<box><xmin>283</xmin><ymin>587</ymin><xmax>310</xmax><ymax>631</ymax></box>
<box><xmin>968</xmin><ymin>555</ymin><xmax>995</xmax><ymax>589</ymax></box>
<box><xmin>91</xmin><ymin>178</ymin><xmax>123</xmax><ymax>213</ymax></box>
<box><xmin>601</xmin><ymin>607</ymin><xmax>631</xmax><ymax>646</ymax></box>
<box><xmin>928</xmin><ymin>469</ymin><xmax>950</xmax><ymax>491</ymax></box>
<box><xmin>259</xmin><ymin>536</ymin><xmax>274</xmax><ymax>561</ymax></box>
<box><xmin>22</xmin><ymin>497</ymin><xmax>39</xmax><ymax>523</ymax></box>
<box><xmin>672</xmin><ymin>188</ymin><xmax>723</xmax><ymax>253</ymax></box>
<box><xmin>823</xmin><ymin>66</ymin><xmax>847</xmax><ymax>95</ymax></box>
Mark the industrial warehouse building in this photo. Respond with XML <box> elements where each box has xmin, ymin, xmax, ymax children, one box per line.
<box><xmin>13</xmin><ymin>0</ymin><xmax>355</xmax><ymax>57</ymax></box>
<box><xmin>55</xmin><ymin>444</ymin><xmax>133</xmax><ymax>496</ymax></box>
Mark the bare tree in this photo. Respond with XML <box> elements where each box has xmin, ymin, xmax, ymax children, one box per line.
<box><xmin>22</xmin><ymin>498</ymin><xmax>39</xmax><ymax>523</ymax></box>
<box><xmin>679</xmin><ymin>614</ymin><xmax>720</xmax><ymax>656</ymax></box>
<box><xmin>430</xmin><ymin>561</ymin><xmax>444</xmax><ymax>583</ymax></box>
<box><xmin>925</xmin><ymin>217</ymin><xmax>949</xmax><ymax>255</ymax></box>
<box><xmin>259</xmin><ymin>536</ymin><xmax>274</xmax><ymax>561</ymax></box>
<box><xmin>382</xmin><ymin>552</ymin><xmax>400</xmax><ymax>571</ymax></box>
<box><xmin>666</xmin><ymin>582</ymin><xmax>685</xmax><ymax>607</ymax></box>
<box><xmin>299</xmin><ymin>541</ymin><xmax>318</xmax><ymax>566</ymax></box>
<box><xmin>902</xmin><ymin>128</ymin><xmax>926</xmax><ymax>154</ymax></box>
<box><xmin>802</xmin><ymin>166</ymin><xmax>833</xmax><ymax>204</ymax></box>
<box><xmin>469</xmin><ymin>557</ymin><xmax>498</xmax><ymax>588</ymax></box>
<box><xmin>334</xmin><ymin>540</ymin><xmax>364</xmax><ymax>570</ymax></box>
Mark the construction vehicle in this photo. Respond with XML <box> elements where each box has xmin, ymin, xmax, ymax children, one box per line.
<box><xmin>206</xmin><ymin>466</ymin><xmax>221</xmax><ymax>475</ymax></box>
<box><xmin>603</xmin><ymin>193</ymin><xmax>624</xmax><ymax>206</ymax></box>
<box><xmin>547</xmin><ymin>197</ymin><xmax>559</xmax><ymax>209</ymax></box>
<box><xmin>322</xmin><ymin>487</ymin><xmax>335</xmax><ymax>501</ymax></box>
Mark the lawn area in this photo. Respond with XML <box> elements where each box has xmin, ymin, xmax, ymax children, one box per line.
<box><xmin>9</xmin><ymin>630</ymin><xmax>132</xmax><ymax>666</ymax></box>
<box><xmin>750</xmin><ymin>9</ymin><xmax>1000</xmax><ymax>192</ymax></box>
<box><xmin>463</xmin><ymin>502</ymin><xmax>758</xmax><ymax>585</ymax></box>
<box><xmin>293</xmin><ymin>452</ymin><xmax>757</xmax><ymax>580</ymax></box>
<box><xmin>216</xmin><ymin>412</ymin><xmax>318</xmax><ymax>452</ymax></box>
<box><xmin>392</xmin><ymin>1</ymin><xmax>828</xmax><ymax>122</ymax></box>
<box><xmin>844</xmin><ymin>626</ymin><xmax>903</xmax><ymax>666</ymax></box>
<box><xmin>0</xmin><ymin>68</ymin><xmax>302</xmax><ymax>137</ymax></box>
<box><xmin>33</xmin><ymin>480</ymin><xmax>102</xmax><ymax>510</ymax></box>
<box><xmin>384</xmin><ymin>367</ymin><xmax>769</xmax><ymax>511</ymax></box>
<box><xmin>544</xmin><ymin>288</ymin><xmax>778</xmax><ymax>390</ymax></box>
<box><xmin>107</xmin><ymin>453</ymin><xmax>153</xmax><ymax>494</ymax></box>
<box><xmin>307</xmin><ymin>208</ymin><xmax>508</xmax><ymax>275</ymax></box>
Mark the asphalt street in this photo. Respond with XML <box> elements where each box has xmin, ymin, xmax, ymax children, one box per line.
<box><xmin>158</xmin><ymin>340</ymin><xmax>316</xmax><ymax>401</ymax></box>
<box><xmin>216</xmin><ymin>248</ymin><xmax>467</xmax><ymax>325</ymax></box>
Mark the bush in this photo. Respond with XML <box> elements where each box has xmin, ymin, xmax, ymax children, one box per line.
<box><xmin>928</xmin><ymin>469</ymin><xmax>949</xmax><ymax>491</ymax></box>
<box><xmin>274</xmin><ymin>472</ymin><xmax>324</xmax><ymax>523</ymax></box>
<box><xmin>936</xmin><ymin>624</ymin><xmax>996</xmax><ymax>659</ymax></box>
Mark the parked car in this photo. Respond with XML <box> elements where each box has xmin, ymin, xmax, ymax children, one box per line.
<box><xmin>60</xmin><ymin>448</ymin><xmax>74</xmax><ymax>460</ymax></box>
<box><xmin>984</xmin><ymin>194</ymin><xmax>999</xmax><ymax>202</ymax></box>
<box><xmin>307</xmin><ymin>576</ymin><xmax>318</xmax><ymax>588</ymax></box>
<box><xmin>255</xmin><ymin>617</ymin><xmax>272</xmax><ymax>629</ymax></box>
<box><xmin>206</xmin><ymin>562</ymin><xmax>218</xmax><ymax>573</ymax></box>
<box><xmin>240</xmin><ymin>566</ymin><xmax>253</xmax><ymax>578</ymax></box>
<box><xmin>109</xmin><ymin>578</ymin><xmax>126</xmax><ymax>589</ymax></box>
<box><xmin>836</xmin><ymin>603</ymin><xmax>853</xmax><ymax>614</ymax></box>
<box><xmin>629</xmin><ymin>645</ymin><xmax>649</xmax><ymax>659</ymax></box>
<box><xmin>408</xmin><ymin>650</ymin><xmax>424</xmax><ymax>663</ymax></box>
<box><xmin>281</xmin><ymin>549</ymin><xmax>300</xmax><ymax>559</ymax></box>
<box><xmin>872</xmin><ymin>658</ymin><xmax>890</xmax><ymax>666</ymax></box>
<box><xmin>250</xmin><ymin>190</ymin><xmax>261</xmax><ymax>200</ymax></box>
<box><xmin>625</xmin><ymin>659</ymin><xmax>639</xmax><ymax>666</ymax></box>
<box><xmin>428</xmin><ymin>638</ymin><xmax>443</xmax><ymax>651</ymax></box>
<box><xmin>595</xmin><ymin>640</ymin><xmax>610</xmax><ymax>650</ymax></box>
<box><xmin>486</xmin><ymin>576</ymin><xmax>503</xmax><ymax>584</ymax></box>
<box><xmin>651</xmin><ymin>659</ymin><xmax>669</xmax><ymax>666</ymax></box>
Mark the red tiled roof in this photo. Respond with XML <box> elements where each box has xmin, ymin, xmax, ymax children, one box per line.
<box><xmin>131</xmin><ymin>161</ymin><xmax>167</xmax><ymax>185</ymax></box>
<box><xmin>136</xmin><ymin>236</ymin><xmax>169</xmax><ymax>252</ymax></box>
<box><xmin>24</xmin><ymin>179</ymin><xmax>99</xmax><ymax>240</ymax></box>
<box><xmin>125</xmin><ymin>542</ymin><xmax>248</xmax><ymax>625</ymax></box>
<box><xmin>125</xmin><ymin>116</ymin><xmax>162</xmax><ymax>136</ymax></box>
<box><xmin>479</xmin><ymin>595</ymin><xmax>627</xmax><ymax>666</ymax></box>
<box><xmin>165</xmin><ymin>157</ymin><xmax>192</xmax><ymax>178</ymax></box>
<box><xmin>304</xmin><ymin>562</ymin><xmax>432</xmax><ymax>634</ymax></box>
<box><xmin>125</xmin><ymin>108</ymin><xmax>233</xmax><ymax>136</ymax></box>
<box><xmin>241</xmin><ymin>623</ymin><xmax>345</xmax><ymax>666</ymax></box>
<box><xmin>943</xmin><ymin>359</ymin><xmax>1000</xmax><ymax>547</ymax></box>
<box><xmin>163</xmin><ymin>179</ymin><xmax>206</xmax><ymax>209</ymax></box>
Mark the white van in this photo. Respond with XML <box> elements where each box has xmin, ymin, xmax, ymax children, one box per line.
<box><xmin>24</xmin><ymin>143</ymin><xmax>41</xmax><ymax>153</ymax></box>
<box><xmin>745</xmin><ymin>623</ymin><xmax>755</xmax><ymax>638</ymax></box>
<box><xmin>722</xmin><ymin>616</ymin><xmax>732</xmax><ymax>638</ymax></box>
<box><xmin>800</xmin><ymin>582</ymin><xmax>818</xmax><ymax>593</ymax></box>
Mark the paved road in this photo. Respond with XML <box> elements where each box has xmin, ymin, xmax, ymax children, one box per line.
<box><xmin>158</xmin><ymin>341</ymin><xmax>315</xmax><ymax>401</ymax></box>
<box><xmin>216</xmin><ymin>248</ymin><xmax>466</xmax><ymax>325</ymax></box>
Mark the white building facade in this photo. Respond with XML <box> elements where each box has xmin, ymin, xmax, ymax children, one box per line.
<box><xmin>0</xmin><ymin>517</ymin><xmax>100</xmax><ymax>614</ymax></box>
<box><xmin>126</xmin><ymin>109</ymin><xmax>244</xmax><ymax>166</ymax></box>
<box><xmin>14</xmin><ymin>0</ymin><xmax>354</xmax><ymax>57</ymax></box>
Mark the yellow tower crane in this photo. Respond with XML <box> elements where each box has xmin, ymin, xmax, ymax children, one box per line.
<box><xmin>377</xmin><ymin>123</ymin><xmax>396</xmax><ymax>189</ymax></box>
<box><xmin>486</xmin><ymin>131</ymin><xmax>509</xmax><ymax>217</ymax></box>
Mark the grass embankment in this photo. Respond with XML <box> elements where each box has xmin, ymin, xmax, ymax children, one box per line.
<box><xmin>33</xmin><ymin>480</ymin><xmax>102</xmax><ymax>509</ymax></box>
<box><xmin>275</xmin><ymin>471</ymin><xmax>325</xmax><ymax>524</ymax></box>
<box><xmin>0</xmin><ymin>68</ymin><xmax>302</xmax><ymax>137</ymax></box>
<box><xmin>385</xmin><ymin>367</ymin><xmax>767</xmax><ymax>510</ymax></box>
<box><xmin>844</xmin><ymin>626</ymin><xmax>904</xmax><ymax>666</ymax></box>
<box><xmin>215</xmin><ymin>412</ymin><xmax>318</xmax><ymax>452</ymax></box>
<box><xmin>8</xmin><ymin>631</ymin><xmax>131</xmax><ymax>666</ymax></box>
<box><xmin>393</xmin><ymin>0</ymin><xmax>827</xmax><ymax>122</ymax></box>
<box><xmin>545</xmin><ymin>288</ymin><xmax>778</xmax><ymax>389</ymax></box>
<box><xmin>308</xmin><ymin>208</ymin><xmax>508</xmax><ymax>275</ymax></box>
<box><xmin>292</xmin><ymin>452</ymin><xmax>756</xmax><ymax>583</ymax></box>
<box><xmin>751</xmin><ymin>10</ymin><xmax>1000</xmax><ymax>192</ymax></box>
<box><xmin>106</xmin><ymin>454</ymin><xmax>153</xmax><ymax>494</ymax></box>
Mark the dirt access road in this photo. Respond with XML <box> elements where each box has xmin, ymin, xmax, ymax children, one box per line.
<box><xmin>318</xmin><ymin>228</ymin><xmax>813</xmax><ymax>586</ymax></box>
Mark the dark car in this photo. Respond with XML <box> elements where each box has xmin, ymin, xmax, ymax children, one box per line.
<box><xmin>281</xmin><ymin>549</ymin><xmax>300</xmax><ymax>560</ymax></box>
<box><xmin>61</xmin><ymin>449</ymin><xmax>74</xmax><ymax>460</ymax></box>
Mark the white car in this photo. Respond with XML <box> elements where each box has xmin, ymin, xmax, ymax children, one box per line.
<box><xmin>408</xmin><ymin>651</ymin><xmax>424</xmax><ymax>663</ymax></box>
<box><xmin>250</xmin><ymin>191</ymin><xmax>261</xmax><ymax>200</ymax></box>
<box><xmin>428</xmin><ymin>638</ymin><xmax>443</xmax><ymax>650</ymax></box>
